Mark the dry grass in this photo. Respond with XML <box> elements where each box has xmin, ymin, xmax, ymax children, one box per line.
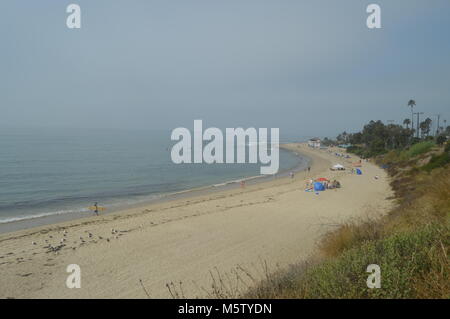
<box><xmin>319</xmin><ymin>216</ymin><xmax>384</xmax><ymax>258</ymax></box>
<box><xmin>412</xmin><ymin>237</ymin><xmax>449</xmax><ymax>299</ymax></box>
<box><xmin>163</xmin><ymin>259</ymin><xmax>288</xmax><ymax>299</ymax></box>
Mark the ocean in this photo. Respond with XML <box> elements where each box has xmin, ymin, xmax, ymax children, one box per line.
<box><xmin>0</xmin><ymin>128</ymin><xmax>308</xmax><ymax>230</ymax></box>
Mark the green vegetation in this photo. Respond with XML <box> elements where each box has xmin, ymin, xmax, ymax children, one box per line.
<box><xmin>343</xmin><ymin>122</ymin><xmax>442</xmax><ymax>159</ymax></box>
<box><xmin>437</xmin><ymin>135</ymin><xmax>447</xmax><ymax>146</ymax></box>
<box><xmin>400</xmin><ymin>141</ymin><xmax>435</xmax><ymax>159</ymax></box>
<box><xmin>379</xmin><ymin>140</ymin><xmax>450</xmax><ymax>172</ymax></box>
<box><xmin>422</xmin><ymin>144</ymin><xmax>450</xmax><ymax>172</ymax></box>
<box><xmin>246</xmin><ymin>140</ymin><xmax>450</xmax><ymax>299</ymax></box>
<box><xmin>248</xmin><ymin>224</ymin><xmax>448</xmax><ymax>298</ymax></box>
<box><xmin>324</xmin><ymin>108</ymin><xmax>450</xmax><ymax>158</ymax></box>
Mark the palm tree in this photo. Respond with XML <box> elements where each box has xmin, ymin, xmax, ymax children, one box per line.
<box><xmin>403</xmin><ymin>118</ymin><xmax>411</xmax><ymax>129</ymax></box>
<box><xmin>419</xmin><ymin>118</ymin><xmax>432</xmax><ymax>138</ymax></box>
<box><xmin>408</xmin><ymin>99</ymin><xmax>416</xmax><ymax>134</ymax></box>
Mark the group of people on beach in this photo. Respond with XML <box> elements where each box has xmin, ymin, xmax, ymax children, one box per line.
<box><xmin>305</xmin><ymin>178</ymin><xmax>341</xmax><ymax>191</ymax></box>
<box><xmin>324</xmin><ymin>180</ymin><xmax>341</xmax><ymax>189</ymax></box>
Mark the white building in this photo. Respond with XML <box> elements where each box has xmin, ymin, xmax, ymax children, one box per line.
<box><xmin>308</xmin><ymin>138</ymin><xmax>321</xmax><ymax>148</ymax></box>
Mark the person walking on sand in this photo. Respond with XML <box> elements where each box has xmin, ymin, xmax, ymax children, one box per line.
<box><xmin>289</xmin><ymin>171</ymin><xmax>294</xmax><ymax>179</ymax></box>
<box><xmin>93</xmin><ymin>202</ymin><xmax>99</xmax><ymax>216</ymax></box>
<box><xmin>308</xmin><ymin>166</ymin><xmax>311</xmax><ymax>173</ymax></box>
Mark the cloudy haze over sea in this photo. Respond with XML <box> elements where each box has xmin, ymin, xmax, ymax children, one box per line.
<box><xmin>1</xmin><ymin>1</ymin><xmax>449</xmax><ymax>137</ymax></box>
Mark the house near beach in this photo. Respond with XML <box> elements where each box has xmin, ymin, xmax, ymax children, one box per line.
<box><xmin>308</xmin><ymin>138</ymin><xmax>321</xmax><ymax>148</ymax></box>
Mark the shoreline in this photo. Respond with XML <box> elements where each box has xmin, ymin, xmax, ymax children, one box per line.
<box><xmin>0</xmin><ymin>143</ymin><xmax>394</xmax><ymax>298</ymax></box>
<box><xmin>0</xmin><ymin>145</ymin><xmax>310</xmax><ymax>235</ymax></box>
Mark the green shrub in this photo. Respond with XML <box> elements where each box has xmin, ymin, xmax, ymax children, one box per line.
<box><xmin>436</xmin><ymin>135</ymin><xmax>447</xmax><ymax>146</ymax></box>
<box><xmin>422</xmin><ymin>152</ymin><xmax>450</xmax><ymax>172</ymax></box>
<box><xmin>347</xmin><ymin>146</ymin><xmax>363</xmax><ymax>155</ymax></box>
<box><xmin>347</xmin><ymin>145</ymin><xmax>387</xmax><ymax>159</ymax></box>
<box><xmin>276</xmin><ymin>225</ymin><xmax>448</xmax><ymax>298</ymax></box>
<box><xmin>445</xmin><ymin>142</ymin><xmax>450</xmax><ymax>153</ymax></box>
<box><xmin>399</xmin><ymin>141</ymin><xmax>435</xmax><ymax>160</ymax></box>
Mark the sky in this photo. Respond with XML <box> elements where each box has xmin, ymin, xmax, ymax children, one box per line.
<box><xmin>1</xmin><ymin>0</ymin><xmax>449</xmax><ymax>138</ymax></box>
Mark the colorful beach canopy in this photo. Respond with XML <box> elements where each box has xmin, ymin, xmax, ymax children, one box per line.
<box><xmin>316</xmin><ymin>177</ymin><xmax>329</xmax><ymax>182</ymax></box>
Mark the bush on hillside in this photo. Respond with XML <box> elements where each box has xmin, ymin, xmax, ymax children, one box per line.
<box><xmin>246</xmin><ymin>224</ymin><xmax>449</xmax><ymax>299</ymax></box>
<box><xmin>436</xmin><ymin>135</ymin><xmax>447</xmax><ymax>146</ymax></box>
<box><xmin>399</xmin><ymin>141</ymin><xmax>435</xmax><ymax>161</ymax></box>
<box><xmin>422</xmin><ymin>149</ymin><xmax>450</xmax><ymax>172</ymax></box>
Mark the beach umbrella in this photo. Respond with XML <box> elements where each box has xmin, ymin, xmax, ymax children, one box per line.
<box><xmin>316</xmin><ymin>177</ymin><xmax>328</xmax><ymax>182</ymax></box>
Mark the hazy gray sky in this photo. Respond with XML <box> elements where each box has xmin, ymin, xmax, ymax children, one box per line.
<box><xmin>1</xmin><ymin>1</ymin><xmax>449</xmax><ymax>138</ymax></box>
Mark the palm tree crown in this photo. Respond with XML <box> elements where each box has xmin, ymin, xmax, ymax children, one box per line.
<box><xmin>403</xmin><ymin>118</ymin><xmax>411</xmax><ymax>129</ymax></box>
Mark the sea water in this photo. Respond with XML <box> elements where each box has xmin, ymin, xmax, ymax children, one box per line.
<box><xmin>0</xmin><ymin>127</ymin><xmax>307</xmax><ymax>229</ymax></box>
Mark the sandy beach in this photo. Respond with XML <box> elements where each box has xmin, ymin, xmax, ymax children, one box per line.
<box><xmin>0</xmin><ymin>143</ymin><xmax>394</xmax><ymax>298</ymax></box>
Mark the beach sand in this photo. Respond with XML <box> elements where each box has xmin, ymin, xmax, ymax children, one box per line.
<box><xmin>0</xmin><ymin>143</ymin><xmax>394</xmax><ymax>298</ymax></box>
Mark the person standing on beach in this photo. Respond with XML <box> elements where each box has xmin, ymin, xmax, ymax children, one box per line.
<box><xmin>308</xmin><ymin>166</ymin><xmax>311</xmax><ymax>173</ymax></box>
<box><xmin>93</xmin><ymin>202</ymin><xmax>99</xmax><ymax>216</ymax></box>
<box><xmin>290</xmin><ymin>172</ymin><xmax>294</xmax><ymax>179</ymax></box>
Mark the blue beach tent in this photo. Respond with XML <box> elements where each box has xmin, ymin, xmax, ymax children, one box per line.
<box><xmin>313</xmin><ymin>182</ymin><xmax>325</xmax><ymax>191</ymax></box>
<box><xmin>356</xmin><ymin>168</ymin><xmax>362</xmax><ymax>175</ymax></box>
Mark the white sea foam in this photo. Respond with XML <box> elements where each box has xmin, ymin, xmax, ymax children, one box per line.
<box><xmin>0</xmin><ymin>208</ymin><xmax>90</xmax><ymax>224</ymax></box>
